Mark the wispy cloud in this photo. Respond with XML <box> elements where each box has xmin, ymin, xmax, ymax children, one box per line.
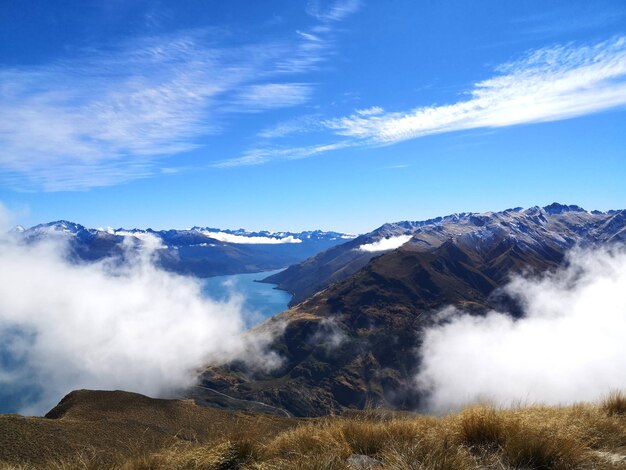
<box><xmin>220</xmin><ymin>36</ymin><xmax>626</xmax><ymax>168</ymax></box>
<box><xmin>355</xmin><ymin>106</ymin><xmax>384</xmax><ymax>116</ymax></box>
<box><xmin>0</xmin><ymin>4</ymin><xmax>360</xmax><ymax>191</ymax></box>
<box><xmin>0</xmin><ymin>33</ymin><xmax>269</xmax><ymax>190</ymax></box>
<box><xmin>306</xmin><ymin>0</ymin><xmax>362</xmax><ymax>23</ymax></box>
<box><xmin>231</xmin><ymin>83</ymin><xmax>313</xmax><ymax>111</ymax></box>
<box><xmin>275</xmin><ymin>1</ymin><xmax>361</xmax><ymax>75</ymax></box>
<box><xmin>384</xmin><ymin>164</ymin><xmax>410</xmax><ymax>170</ymax></box>
<box><xmin>324</xmin><ymin>37</ymin><xmax>626</xmax><ymax>144</ymax></box>
<box><xmin>214</xmin><ymin>141</ymin><xmax>352</xmax><ymax>168</ymax></box>
<box><xmin>511</xmin><ymin>8</ymin><xmax>626</xmax><ymax>39</ymax></box>
<box><xmin>257</xmin><ymin>114</ymin><xmax>323</xmax><ymax>139</ymax></box>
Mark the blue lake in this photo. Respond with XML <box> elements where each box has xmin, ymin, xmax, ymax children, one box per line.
<box><xmin>201</xmin><ymin>269</ymin><xmax>292</xmax><ymax>328</ymax></box>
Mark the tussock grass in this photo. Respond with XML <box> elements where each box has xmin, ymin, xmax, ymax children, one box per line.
<box><xmin>502</xmin><ymin>422</ymin><xmax>590</xmax><ymax>470</ymax></box>
<box><xmin>120</xmin><ymin>439</ymin><xmax>260</xmax><ymax>470</ymax></box>
<box><xmin>455</xmin><ymin>404</ymin><xmax>592</xmax><ymax>469</ymax></box>
<box><xmin>3</xmin><ymin>396</ymin><xmax>626</xmax><ymax>469</ymax></box>
<box><xmin>603</xmin><ymin>390</ymin><xmax>626</xmax><ymax>416</ymax></box>
<box><xmin>457</xmin><ymin>404</ymin><xmax>506</xmax><ymax>449</ymax></box>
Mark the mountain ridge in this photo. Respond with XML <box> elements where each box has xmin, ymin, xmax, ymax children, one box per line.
<box><xmin>12</xmin><ymin>221</ymin><xmax>356</xmax><ymax>278</ymax></box>
<box><xmin>263</xmin><ymin>203</ymin><xmax>626</xmax><ymax>305</ymax></box>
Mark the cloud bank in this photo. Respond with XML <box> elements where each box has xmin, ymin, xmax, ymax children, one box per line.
<box><xmin>416</xmin><ymin>247</ymin><xmax>626</xmax><ymax>413</ymax></box>
<box><xmin>0</xmin><ymin>210</ymin><xmax>278</xmax><ymax>415</ymax></box>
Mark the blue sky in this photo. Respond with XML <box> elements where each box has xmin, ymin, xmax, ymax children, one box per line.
<box><xmin>1</xmin><ymin>0</ymin><xmax>625</xmax><ymax>233</ymax></box>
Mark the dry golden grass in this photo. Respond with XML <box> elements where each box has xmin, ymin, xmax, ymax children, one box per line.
<box><xmin>603</xmin><ymin>390</ymin><xmax>626</xmax><ymax>417</ymax></box>
<box><xmin>457</xmin><ymin>404</ymin><xmax>506</xmax><ymax>449</ymax></box>
<box><xmin>2</xmin><ymin>393</ymin><xmax>626</xmax><ymax>469</ymax></box>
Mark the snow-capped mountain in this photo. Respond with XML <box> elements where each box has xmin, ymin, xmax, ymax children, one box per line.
<box><xmin>189</xmin><ymin>227</ymin><xmax>353</xmax><ymax>245</ymax></box>
<box><xmin>263</xmin><ymin>203</ymin><xmax>626</xmax><ymax>305</ymax></box>
<box><xmin>14</xmin><ymin>221</ymin><xmax>356</xmax><ymax>277</ymax></box>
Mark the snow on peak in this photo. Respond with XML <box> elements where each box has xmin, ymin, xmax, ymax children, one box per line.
<box><xmin>197</xmin><ymin>230</ymin><xmax>302</xmax><ymax>245</ymax></box>
<box><xmin>358</xmin><ymin>235</ymin><xmax>412</xmax><ymax>252</ymax></box>
<box><xmin>111</xmin><ymin>230</ymin><xmax>165</xmax><ymax>249</ymax></box>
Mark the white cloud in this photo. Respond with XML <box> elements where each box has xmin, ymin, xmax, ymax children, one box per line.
<box><xmin>309</xmin><ymin>318</ymin><xmax>346</xmax><ymax>350</ymax></box>
<box><xmin>214</xmin><ymin>141</ymin><xmax>352</xmax><ymax>168</ymax></box>
<box><xmin>0</xmin><ymin>34</ymin><xmax>235</xmax><ymax>190</ymax></box>
<box><xmin>416</xmin><ymin>247</ymin><xmax>626</xmax><ymax>413</ymax></box>
<box><xmin>356</xmin><ymin>106</ymin><xmax>384</xmax><ymax>116</ymax></box>
<box><xmin>307</xmin><ymin>0</ymin><xmax>362</xmax><ymax>22</ymax></box>
<box><xmin>197</xmin><ymin>230</ymin><xmax>302</xmax><ymax>244</ymax></box>
<box><xmin>0</xmin><ymin>202</ymin><xmax>13</xmax><ymax>231</ymax></box>
<box><xmin>233</xmin><ymin>83</ymin><xmax>313</xmax><ymax>111</ymax></box>
<box><xmin>325</xmin><ymin>37</ymin><xmax>626</xmax><ymax>144</ymax></box>
<box><xmin>113</xmin><ymin>230</ymin><xmax>166</xmax><ymax>248</ymax></box>
<box><xmin>0</xmin><ymin>228</ymin><xmax>279</xmax><ymax>415</ymax></box>
<box><xmin>257</xmin><ymin>114</ymin><xmax>323</xmax><ymax>139</ymax></box>
<box><xmin>296</xmin><ymin>31</ymin><xmax>323</xmax><ymax>43</ymax></box>
<box><xmin>384</xmin><ymin>164</ymin><xmax>410</xmax><ymax>169</ymax></box>
<box><xmin>358</xmin><ymin>235</ymin><xmax>412</xmax><ymax>252</ymax></box>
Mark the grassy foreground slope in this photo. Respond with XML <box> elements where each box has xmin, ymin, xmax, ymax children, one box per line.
<box><xmin>0</xmin><ymin>390</ymin><xmax>294</xmax><ymax>468</ymax></box>
<box><xmin>1</xmin><ymin>390</ymin><xmax>625</xmax><ymax>469</ymax></box>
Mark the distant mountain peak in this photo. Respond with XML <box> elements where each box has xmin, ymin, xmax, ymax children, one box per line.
<box><xmin>542</xmin><ymin>203</ymin><xmax>586</xmax><ymax>215</ymax></box>
<box><xmin>27</xmin><ymin>220</ymin><xmax>87</xmax><ymax>235</ymax></box>
<box><xmin>14</xmin><ymin>220</ymin><xmax>353</xmax><ymax>279</ymax></box>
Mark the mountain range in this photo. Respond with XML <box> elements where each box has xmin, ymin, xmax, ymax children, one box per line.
<box><xmin>263</xmin><ymin>203</ymin><xmax>626</xmax><ymax>305</ymax></box>
<box><xmin>13</xmin><ymin>221</ymin><xmax>355</xmax><ymax>277</ymax></box>
<box><xmin>7</xmin><ymin>204</ymin><xmax>626</xmax><ymax>417</ymax></box>
<box><xmin>194</xmin><ymin>203</ymin><xmax>626</xmax><ymax>416</ymax></box>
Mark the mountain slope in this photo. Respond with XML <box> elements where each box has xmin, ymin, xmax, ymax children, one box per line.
<box><xmin>264</xmin><ymin>204</ymin><xmax>626</xmax><ymax>305</ymax></box>
<box><xmin>196</xmin><ymin>204</ymin><xmax>626</xmax><ymax>416</ymax></box>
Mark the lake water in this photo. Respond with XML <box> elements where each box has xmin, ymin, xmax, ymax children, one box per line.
<box><xmin>201</xmin><ymin>269</ymin><xmax>292</xmax><ymax>328</ymax></box>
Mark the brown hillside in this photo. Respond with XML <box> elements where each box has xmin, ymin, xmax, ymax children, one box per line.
<box><xmin>0</xmin><ymin>390</ymin><xmax>294</xmax><ymax>467</ymax></box>
<box><xmin>2</xmin><ymin>395</ymin><xmax>625</xmax><ymax>469</ymax></box>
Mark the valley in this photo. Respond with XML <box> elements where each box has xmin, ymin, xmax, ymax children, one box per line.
<box><xmin>201</xmin><ymin>269</ymin><xmax>292</xmax><ymax>328</ymax></box>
